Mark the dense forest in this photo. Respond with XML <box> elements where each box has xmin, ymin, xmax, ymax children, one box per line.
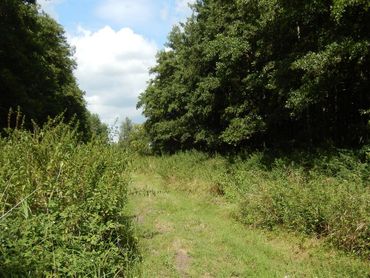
<box><xmin>139</xmin><ymin>0</ymin><xmax>370</xmax><ymax>152</ymax></box>
<box><xmin>0</xmin><ymin>0</ymin><xmax>107</xmax><ymax>140</ymax></box>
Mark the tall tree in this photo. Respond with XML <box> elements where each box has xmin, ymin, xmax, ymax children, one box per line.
<box><xmin>119</xmin><ymin>117</ymin><xmax>134</xmax><ymax>145</ymax></box>
<box><xmin>87</xmin><ymin>112</ymin><xmax>109</xmax><ymax>142</ymax></box>
<box><xmin>0</xmin><ymin>0</ymin><xmax>90</xmax><ymax>138</ymax></box>
<box><xmin>139</xmin><ymin>0</ymin><xmax>370</xmax><ymax>152</ymax></box>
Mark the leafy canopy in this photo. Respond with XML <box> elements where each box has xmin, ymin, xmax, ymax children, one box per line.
<box><xmin>0</xmin><ymin>0</ymin><xmax>92</xmax><ymax>139</ymax></box>
<box><xmin>139</xmin><ymin>0</ymin><xmax>370</xmax><ymax>152</ymax></box>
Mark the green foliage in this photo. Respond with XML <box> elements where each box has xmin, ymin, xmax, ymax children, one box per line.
<box><xmin>138</xmin><ymin>150</ymin><xmax>370</xmax><ymax>258</ymax></box>
<box><xmin>135</xmin><ymin>151</ymin><xmax>225</xmax><ymax>194</ymax></box>
<box><xmin>139</xmin><ymin>0</ymin><xmax>370</xmax><ymax>151</ymax></box>
<box><xmin>331</xmin><ymin>0</ymin><xmax>370</xmax><ymax>21</ymax></box>
<box><xmin>0</xmin><ymin>0</ymin><xmax>91</xmax><ymax>139</ymax></box>
<box><xmin>227</xmin><ymin>151</ymin><xmax>369</xmax><ymax>258</ymax></box>
<box><xmin>131</xmin><ymin>167</ymin><xmax>369</xmax><ymax>277</ymax></box>
<box><xmin>87</xmin><ymin>112</ymin><xmax>109</xmax><ymax>142</ymax></box>
<box><xmin>119</xmin><ymin>118</ymin><xmax>152</xmax><ymax>155</ymax></box>
<box><xmin>119</xmin><ymin>117</ymin><xmax>134</xmax><ymax>145</ymax></box>
<box><xmin>0</xmin><ymin>118</ymin><xmax>138</xmax><ymax>276</ymax></box>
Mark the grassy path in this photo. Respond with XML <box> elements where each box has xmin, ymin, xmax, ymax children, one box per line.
<box><xmin>128</xmin><ymin>172</ymin><xmax>368</xmax><ymax>277</ymax></box>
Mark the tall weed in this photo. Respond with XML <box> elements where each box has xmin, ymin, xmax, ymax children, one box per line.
<box><xmin>134</xmin><ymin>151</ymin><xmax>226</xmax><ymax>194</ymax></box>
<box><xmin>138</xmin><ymin>150</ymin><xmax>369</xmax><ymax>258</ymax></box>
<box><xmin>0</xmin><ymin>119</ymin><xmax>137</xmax><ymax>276</ymax></box>
<box><xmin>225</xmin><ymin>151</ymin><xmax>370</xmax><ymax>258</ymax></box>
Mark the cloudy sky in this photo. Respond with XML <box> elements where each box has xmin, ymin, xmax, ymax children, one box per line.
<box><xmin>38</xmin><ymin>0</ymin><xmax>195</xmax><ymax>124</ymax></box>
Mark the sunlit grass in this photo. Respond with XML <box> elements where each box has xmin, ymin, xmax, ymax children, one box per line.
<box><xmin>132</xmin><ymin>150</ymin><xmax>369</xmax><ymax>259</ymax></box>
<box><xmin>129</xmin><ymin>164</ymin><xmax>369</xmax><ymax>277</ymax></box>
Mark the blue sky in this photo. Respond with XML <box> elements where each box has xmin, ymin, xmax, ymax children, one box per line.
<box><xmin>38</xmin><ymin>0</ymin><xmax>195</xmax><ymax>124</ymax></box>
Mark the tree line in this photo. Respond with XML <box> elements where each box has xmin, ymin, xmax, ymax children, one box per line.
<box><xmin>139</xmin><ymin>0</ymin><xmax>370</xmax><ymax>152</ymax></box>
<box><xmin>0</xmin><ymin>0</ymin><xmax>107</xmax><ymax>140</ymax></box>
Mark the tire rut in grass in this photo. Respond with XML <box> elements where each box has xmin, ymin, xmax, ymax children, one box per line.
<box><xmin>173</xmin><ymin>239</ymin><xmax>191</xmax><ymax>277</ymax></box>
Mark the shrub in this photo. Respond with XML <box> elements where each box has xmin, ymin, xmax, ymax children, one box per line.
<box><xmin>228</xmin><ymin>151</ymin><xmax>370</xmax><ymax>258</ymax></box>
<box><xmin>139</xmin><ymin>150</ymin><xmax>369</xmax><ymax>258</ymax></box>
<box><xmin>0</xmin><ymin>119</ymin><xmax>137</xmax><ymax>276</ymax></box>
<box><xmin>119</xmin><ymin>120</ymin><xmax>152</xmax><ymax>156</ymax></box>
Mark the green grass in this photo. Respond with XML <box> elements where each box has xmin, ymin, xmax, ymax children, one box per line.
<box><xmin>131</xmin><ymin>150</ymin><xmax>370</xmax><ymax>259</ymax></box>
<box><xmin>128</xmin><ymin>163</ymin><xmax>369</xmax><ymax>277</ymax></box>
<box><xmin>1</xmin><ymin>120</ymin><xmax>368</xmax><ymax>276</ymax></box>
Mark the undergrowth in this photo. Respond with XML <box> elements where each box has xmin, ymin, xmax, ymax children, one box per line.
<box><xmin>0</xmin><ymin>118</ymin><xmax>138</xmax><ymax>276</ymax></box>
<box><xmin>134</xmin><ymin>149</ymin><xmax>370</xmax><ymax>259</ymax></box>
<box><xmin>135</xmin><ymin>152</ymin><xmax>225</xmax><ymax>195</ymax></box>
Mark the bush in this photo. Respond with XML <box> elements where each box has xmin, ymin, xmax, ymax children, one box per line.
<box><xmin>0</xmin><ymin>119</ymin><xmax>137</xmax><ymax>276</ymax></box>
<box><xmin>139</xmin><ymin>150</ymin><xmax>370</xmax><ymax>258</ymax></box>
<box><xmin>225</xmin><ymin>151</ymin><xmax>370</xmax><ymax>258</ymax></box>
<box><xmin>119</xmin><ymin>120</ymin><xmax>152</xmax><ymax>156</ymax></box>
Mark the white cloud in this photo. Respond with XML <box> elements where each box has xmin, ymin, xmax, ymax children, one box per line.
<box><xmin>175</xmin><ymin>0</ymin><xmax>196</xmax><ymax>13</ymax></box>
<box><xmin>38</xmin><ymin>0</ymin><xmax>64</xmax><ymax>18</ymax></box>
<box><xmin>95</xmin><ymin>0</ymin><xmax>195</xmax><ymax>28</ymax></box>
<box><xmin>95</xmin><ymin>0</ymin><xmax>154</xmax><ymax>25</ymax></box>
<box><xmin>69</xmin><ymin>26</ymin><xmax>157</xmax><ymax>124</ymax></box>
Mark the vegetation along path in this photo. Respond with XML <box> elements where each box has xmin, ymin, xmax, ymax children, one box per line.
<box><xmin>128</xmin><ymin>163</ymin><xmax>368</xmax><ymax>277</ymax></box>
